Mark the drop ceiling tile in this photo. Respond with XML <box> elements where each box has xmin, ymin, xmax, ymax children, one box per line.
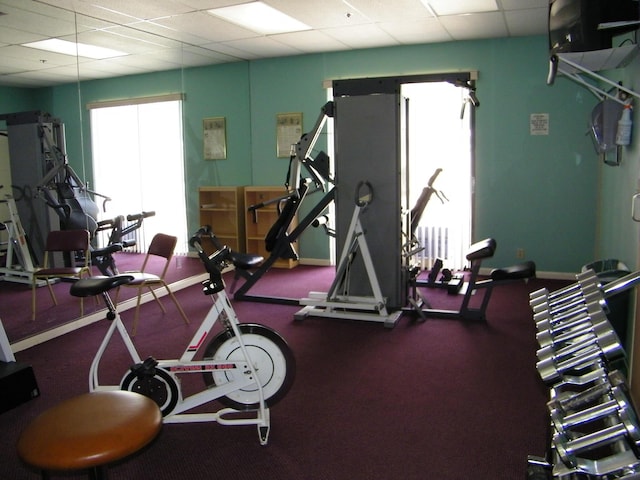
<box><xmin>344</xmin><ymin>0</ymin><xmax>434</xmax><ymax>22</ymax></box>
<box><xmin>104</xmin><ymin>53</ymin><xmax>179</xmax><ymax>71</ymax></box>
<box><xmin>271</xmin><ymin>29</ymin><xmax>349</xmax><ymax>53</ymax></box>
<box><xmin>71</xmin><ymin>0</ymin><xmax>193</xmax><ymax>21</ymax></box>
<box><xmin>0</xmin><ymin>26</ymin><xmax>44</xmax><ymax>44</ymax></box>
<box><xmin>77</xmin><ymin>58</ymin><xmax>149</xmax><ymax>76</ymax></box>
<box><xmin>439</xmin><ymin>11</ymin><xmax>508</xmax><ymax>40</ymax></box>
<box><xmin>505</xmin><ymin>8</ymin><xmax>548</xmax><ymax>37</ymax></box>
<box><xmin>0</xmin><ymin>5</ymin><xmax>77</xmax><ymax>38</ymax></box>
<box><xmin>428</xmin><ymin>0</ymin><xmax>498</xmax><ymax>16</ymax></box>
<box><xmin>322</xmin><ymin>24</ymin><xmax>401</xmax><ymax>49</ymax></box>
<box><xmin>33</xmin><ymin>0</ymin><xmax>144</xmax><ymax>26</ymax></box>
<box><xmin>500</xmin><ymin>0</ymin><xmax>548</xmax><ymax>10</ymax></box>
<box><xmin>1</xmin><ymin>45</ymin><xmax>80</xmax><ymax>67</ymax></box>
<box><xmin>8</xmin><ymin>67</ymin><xmax>78</xmax><ymax>83</ymax></box>
<box><xmin>219</xmin><ymin>36</ymin><xmax>305</xmax><ymax>59</ymax></box>
<box><xmin>267</xmin><ymin>0</ymin><xmax>372</xmax><ymax>29</ymax></box>
<box><xmin>152</xmin><ymin>11</ymin><xmax>257</xmax><ymax>43</ymax></box>
<box><xmin>379</xmin><ymin>17</ymin><xmax>453</xmax><ymax>44</ymax></box>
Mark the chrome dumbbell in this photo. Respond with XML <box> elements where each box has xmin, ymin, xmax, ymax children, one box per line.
<box><xmin>550</xmin><ymin>367</ymin><xmax>611</xmax><ymax>394</ymax></box>
<box><xmin>536</xmin><ymin>325</ymin><xmax>618</xmax><ymax>366</ymax></box>
<box><xmin>529</xmin><ymin>270</ymin><xmax>600</xmax><ymax>306</ymax></box>
<box><xmin>530</xmin><ymin>271</ymin><xmax>601</xmax><ymax>311</ymax></box>
<box><xmin>534</xmin><ymin>295</ymin><xmax>607</xmax><ymax>333</ymax></box>
<box><xmin>551</xmin><ymin>387</ymin><xmax>640</xmax><ymax>471</ymax></box>
<box><xmin>535</xmin><ymin>303</ymin><xmax>608</xmax><ymax>348</ymax></box>
<box><xmin>532</xmin><ymin>287</ymin><xmax>605</xmax><ymax>323</ymax></box>
<box><xmin>531</xmin><ymin>281</ymin><xmax>601</xmax><ymax>316</ymax></box>
<box><xmin>548</xmin><ymin>371</ymin><xmax>626</xmax><ymax>416</ymax></box>
<box><xmin>536</xmin><ymin>331</ymin><xmax>623</xmax><ymax>385</ymax></box>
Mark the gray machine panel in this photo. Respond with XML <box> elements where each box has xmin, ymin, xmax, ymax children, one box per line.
<box><xmin>6</xmin><ymin>122</ymin><xmax>53</xmax><ymax>263</ymax></box>
<box><xmin>334</xmin><ymin>93</ymin><xmax>408</xmax><ymax>309</ymax></box>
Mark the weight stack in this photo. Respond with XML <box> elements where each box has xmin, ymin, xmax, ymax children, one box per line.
<box><xmin>0</xmin><ymin>361</ymin><xmax>39</xmax><ymax>414</ymax></box>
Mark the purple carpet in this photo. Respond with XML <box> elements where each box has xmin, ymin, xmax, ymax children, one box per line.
<box><xmin>0</xmin><ymin>264</ymin><xmax>567</xmax><ymax>479</ymax></box>
<box><xmin>0</xmin><ymin>252</ymin><xmax>204</xmax><ymax>342</ymax></box>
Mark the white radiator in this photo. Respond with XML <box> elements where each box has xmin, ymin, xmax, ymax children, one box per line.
<box><xmin>414</xmin><ymin>225</ymin><xmax>466</xmax><ymax>270</ymax></box>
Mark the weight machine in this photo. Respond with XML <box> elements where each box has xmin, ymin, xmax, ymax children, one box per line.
<box><xmin>233</xmin><ymin>102</ymin><xmax>336</xmax><ymax>305</ymax></box>
<box><xmin>1</xmin><ymin>111</ymin><xmax>151</xmax><ymax>277</ymax></box>
<box><xmin>295</xmin><ymin>181</ymin><xmax>403</xmax><ymax>327</ymax></box>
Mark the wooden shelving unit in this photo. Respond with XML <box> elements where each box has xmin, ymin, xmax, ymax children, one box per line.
<box><xmin>198</xmin><ymin>186</ymin><xmax>245</xmax><ymax>254</ymax></box>
<box><xmin>244</xmin><ymin>186</ymin><xmax>298</xmax><ymax>269</ymax></box>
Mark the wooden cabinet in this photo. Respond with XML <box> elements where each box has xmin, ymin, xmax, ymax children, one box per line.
<box><xmin>244</xmin><ymin>186</ymin><xmax>298</xmax><ymax>269</ymax></box>
<box><xmin>198</xmin><ymin>187</ymin><xmax>245</xmax><ymax>254</ymax></box>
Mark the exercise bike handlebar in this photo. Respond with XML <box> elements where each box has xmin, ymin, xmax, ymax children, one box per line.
<box><xmin>127</xmin><ymin>211</ymin><xmax>155</xmax><ymax>222</ymax></box>
<box><xmin>189</xmin><ymin>226</ymin><xmax>231</xmax><ymax>294</ymax></box>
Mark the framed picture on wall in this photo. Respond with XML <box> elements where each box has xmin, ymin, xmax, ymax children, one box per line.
<box><xmin>276</xmin><ymin>112</ymin><xmax>302</xmax><ymax>158</ymax></box>
<box><xmin>203</xmin><ymin>117</ymin><xmax>227</xmax><ymax>160</ymax></box>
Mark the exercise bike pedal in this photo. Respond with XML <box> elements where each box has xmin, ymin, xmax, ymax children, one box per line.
<box><xmin>130</xmin><ymin>357</ymin><xmax>159</xmax><ymax>376</ymax></box>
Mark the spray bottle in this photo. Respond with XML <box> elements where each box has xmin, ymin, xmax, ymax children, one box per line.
<box><xmin>616</xmin><ymin>101</ymin><xmax>633</xmax><ymax>146</ymax></box>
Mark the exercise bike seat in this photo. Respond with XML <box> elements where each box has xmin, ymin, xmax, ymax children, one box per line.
<box><xmin>70</xmin><ymin>275</ymin><xmax>134</xmax><ymax>298</ymax></box>
<box><xmin>229</xmin><ymin>251</ymin><xmax>264</xmax><ymax>271</ymax></box>
<box><xmin>466</xmin><ymin>238</ymin><xmax>496</xmax><ymax>261</ymax></box>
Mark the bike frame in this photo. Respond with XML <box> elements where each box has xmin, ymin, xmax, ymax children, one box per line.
<box><xmin>89</xmin><ymin>286</ymin><xmax>270</xmax><ymax>444</ymax></box>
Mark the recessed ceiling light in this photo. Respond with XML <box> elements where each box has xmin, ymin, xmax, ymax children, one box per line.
<box><xmin>424</xmin><ymin>0</ymin><xmax>498</xmax><ymax>16</ymax></box>
<box><xmin>208</xmin><ymin>1</ymin><xmax>311</xmax><ymax>35</ymax></box>
<box><xmin>22</xmin><ymin>39</ymin><xmax>127</xmax><ymax>59</ymax></box>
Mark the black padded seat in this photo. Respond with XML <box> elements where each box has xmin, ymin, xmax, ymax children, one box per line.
<box><xmin>70</xmin><ymin>275</ymin><xmax>134</xmax><ymax>297</ymax></box>
<box><xmin>466</xmin><ymin>238</ymin><xmax>496</xmax><ymax>261</ymax></box>
<box><xmin>229</xmin><ymin>251</ymin><xmax>263</xmax><ymax>270</ymax></box>
<box><xmin>490</xmin><ymin>261</ymin><xmax>536</xmax><ymax>281</ymax></box>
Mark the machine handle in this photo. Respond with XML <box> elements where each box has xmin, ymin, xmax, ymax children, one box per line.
<box><xmin>355</xmin><ymin>181</ymin><xmax>373</xmax><ymax>207</ymax></box>
<box><xmin>632</xmin><ymin>193</ymin><xmax>640</xmax><ymax>222</ymax></box>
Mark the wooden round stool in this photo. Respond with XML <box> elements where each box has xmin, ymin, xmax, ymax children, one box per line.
<box><xmin>17</xmin><ymin>390</ymin><xmax>162</xmax><ymax>479</ymax></box>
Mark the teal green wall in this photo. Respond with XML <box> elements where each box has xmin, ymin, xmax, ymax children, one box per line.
<box><xmin>0</xmin><ymin>35</ymin><xmax>605</xmax><ymax>273</ymax></box>
<box><xmin>597</xmin><ymin>57</ymin><xmax>640</xmax><ymax>272</ymax></box>
<box><xmin>0</xmin><ymin>87</ymin><xmax>47</xmax><ymax>127</ymax></box>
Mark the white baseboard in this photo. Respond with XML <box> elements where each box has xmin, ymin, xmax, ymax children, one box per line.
<box><xmin>299</xmin><ymin>258</ymin><xmax>333</xmax><ymax>267</ymax></box>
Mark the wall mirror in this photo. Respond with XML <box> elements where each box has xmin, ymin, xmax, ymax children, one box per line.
<box><xmin>1</xmin><ymin>5</ymin><xmax>236</xmax><ymax>348</ymax></box>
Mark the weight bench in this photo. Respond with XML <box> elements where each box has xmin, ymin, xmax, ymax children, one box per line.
<box><xmin>411</xmin><ymin>237</ymin><xmax>536</xmax><ymax>321</ymax></box>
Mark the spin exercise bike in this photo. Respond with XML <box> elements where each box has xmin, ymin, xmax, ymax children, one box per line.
<box><xmin>69</xmin><ymin>227</ymin><xmax>296</xmax><ymax>445</ymax></box>
<box><xmin>91</xmin><ymin>210</ymin><xmax>156</xmax><ymax>276</ymax></box>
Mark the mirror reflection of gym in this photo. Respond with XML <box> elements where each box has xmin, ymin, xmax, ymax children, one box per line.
<box><xmin>0</xmin><ymin>9</ymin><xmax>197</xmax><ymax>345</ymax></box>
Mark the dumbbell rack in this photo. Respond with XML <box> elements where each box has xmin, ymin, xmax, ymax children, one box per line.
<box><xmin>527</xmin><ymin>269</ymin><xmax>640</xmax><ymax>479</ymax></box>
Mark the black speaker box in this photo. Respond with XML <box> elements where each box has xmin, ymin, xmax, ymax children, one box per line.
<box><xmin>0</xmin><ymin>361</ymin><xmax>39</xmax><ymax>414</ymax></box>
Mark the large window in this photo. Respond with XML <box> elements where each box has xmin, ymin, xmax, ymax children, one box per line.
<box><xmin>89</xmin><ymin>98</ymin><xmax>188</xmax><ymax>254</ymax></box>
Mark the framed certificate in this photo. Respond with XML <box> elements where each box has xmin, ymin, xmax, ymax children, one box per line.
<box><xmin>203</xmin><ymin>117</ymin><xmax>227</xmax><ymax>160</ymax></box>
<box><xmin>276</xmin><ymin>112</ymin><xmax>302</xmax><ymax>158</ymax></box>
